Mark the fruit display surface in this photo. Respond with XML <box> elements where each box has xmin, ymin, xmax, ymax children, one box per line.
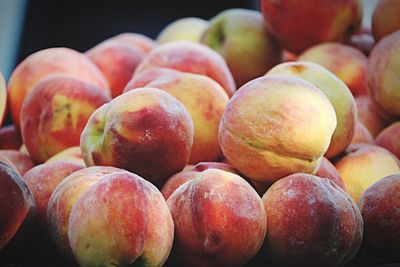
<box><xmin>1</xmin><ymin>0</ymin><xmax>400</xmax><ymax>267</ymax></box>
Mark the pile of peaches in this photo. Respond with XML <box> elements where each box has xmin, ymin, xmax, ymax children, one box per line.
<box><xmin>1</xmin><ymin>0</ymin><xmax>400</xmax><ymax>267</ymax></box>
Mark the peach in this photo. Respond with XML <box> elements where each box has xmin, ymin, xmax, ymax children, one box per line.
<box><xmin>81</xmin><ymin>88</ymin><xmax>194</xmax><ymax>187</ymax></box>
<box><xmin>109</xmin><ymin>32</ymin><xmax>157</xmax><ymax>54</ymax></box>
<box><xmin>86</xmin><ymin>40</ymin><xmax>145</xmax><ymax>97</ymax></box>
<box><xmin>7</xmin><ymin>47</ymin><xmax>110</xmax><ymax>129</ymax></box>
<box><xmin>20</xmin><ymin>74</ymin><xmax>111</xmax><ymax>163</ymax></box>
<box><xmin>367</xmin><ymin>30</ymin><xmax>400</xmax><ymax>116</ymax></box>
<box><xmin>125</xmin><ymin>67</ymin><xmax>182</xmax><ymax>89</ymax></box>
<box><xmin>45</xmin><ymin>146</ymin><xmax>85</xmax><ymax>166</ymax></box>
<box><xmin>260</xmin><ymin>0</ymin><xmax>363</xmax><ymax>54</ymax></box>
<box><xmin>335</xmin><ymin>144</ymin><xmax>400</xmax><ymax>203</ymax></box>
<box><xmin>0</xmin><ymin>150</ymin><xmax>35</xmax><ymax>175</ymax></box>
<box><xmin>266</xmin><ymin>61</ymin><xmax>356</xmax><ymax>158</ymax></box>
<box><xmin>315</xmin><ymin>157</ymin><xmax>345</xmax><ymax>189</ymax></box>
<box><xmin>200</xmin><ymin>9</ymin><xmax>282</xmax><ymax>87</ymax></box>
<box><xmin>0</xmin><ymin>160</ymin><xmax>35</xmax><ymax>250</ymax></box>
<box><xmin>219</xmin><ymin>75</ymin><xmax>337</xmax><ymax>184</ymax></box>
<box><xmin>372</xmin><ymin>0</ymin><xmax>400</xmax><ymax>42</ymax></box>
<box><xmin>167</xmin><ymin>169</ymin><xmax>266</xmax><ymax>267</ymax></box>
<box><xmin>69</xmin><ymin>171</ymin><xmax>174</xmax><ymax>267</ymax></box>
<box><xmin>0</xmin><ymin>72</ymin><xmax>6</xmax><ymax>126</ymax></box>
<box><xmin>0</xmin><ymin>125</ymin><xmax>22</xmax><ymax>150</ymax></box>
<box><xmin>161</xmin><ymin>161</ymin><xmax>239</xmax><ymax>200</ymax></box>
<box><xmin>47</xmin><ymin>166</ymin><xmax>122</xmax><ymax>259</ymax></box>
<box><xmin>134</xmin><ymin>41</ymin><xmax>236</xmax><ymax>96</ymax></box>
<box><xmin>354</xmin><ymin>95</ymin><xmax>392</xmax><ymax>137</ymax></box>
<box><xmin>157</xmin><ymin>17</ymin><xmax>209</xmax><ymax>44</ymax></box>
<box><xmin>359</xmin><ymin>173</ymin><xmax>400</xmax><ymax>261</ymax></box>
<box><xmin>351</xmin><ymin>120</ymin><xmax>374</xmax><ymax>144</ymax></box>
<box><xmin>375</xmin><ymin>121</ymin><xmax>400</xmax><ymax>159</ymax></box>
<box><xmin>298</xmin><ymin>42</ymin><xmax>368</xmax><ymax>96</ymax></box>
<box><xmin>23</xmin><ymin>161</ymin><xmax>83</xmax><ymax>230</ymax></box>
<box><xmin>262</xmin><ymin>173</ymin><xmax>363</xmax><ymax>267</ymax></box>
<box><xmin>125</xmin><ymin>71</ymin><xmax>229</xmax><ymax>164</ymax></box>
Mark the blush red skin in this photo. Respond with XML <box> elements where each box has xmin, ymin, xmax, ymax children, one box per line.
<box><xmin>0</xmin><ymin>125</ymin><xmax>23</xmax><ymax>150</ymax></box>
<box><xmin>124</xmin><ymin>68</ymin><xmax>183</xmax><ymax>92</ymax></box>
<box><xmin>0</xmin><ymin>150</ymin><xmax>35</xmax><ymax>175</ymax></box>
<box><xmin>0</xmin><ymin>161</ymin><xmax>35</xmax><ymax>250</ymax></box>
<box><xmin>316</xmin><ymin>157</ymin><xmax>345</xmax><ymax>189</ymax></box>
<box><xmin>359</xmin><ymin>174</ymin><xmax>400</xmax><ymax>260</ymax></box>
<box><xmin>22</xmin><ymin>161</ymin><xmax>83</xmax><ymax>229</ymax></box>
<box><xmin>260</xmin><ymin>0</ymin><xmax>362</xmax><ymax>54</ymax></box>
<box><xmin>167</xmin><ymin>169</ymin><xmax>267</xmax><ymax>267</ymax></box>
<box><xmin>262</xmin><ymin>173</ymin><xmax>363</xmax><ymax>267</ymax></box>
<box><xmin>375</xmin><ymin>122</ymin><xmax>400</xmax><ymax>160</ymax></box>
<box><xmin>134</xmin><ymin>42</ymin><xmax>236</xmax><ymax>97</ymax></box>
<box><xmin>86</xmin><ymin>41</ymin><xmax>145</xmax><ymax>98</ymax></box>
<box><xmin>20</xmin><ymin>75</ymin><xmax>111</xmax><ymax>163</ymax></box>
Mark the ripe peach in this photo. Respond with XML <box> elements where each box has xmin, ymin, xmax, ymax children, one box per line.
<box><xmin>260</xmin><ymin>0</ymin><xmax>363</xmax><ymax>53</ymax></box>
<box><xmin>45</xmin><ymin>146</ymin><xmax>85</xmax><ymax>166</ymax></box>
<box><xmin>86</xmin><ymin>40</ymin><xmax>145</xmax><ymax>97</ymax></box>
<box><xmin>7</xmin><ymin>47</ymin><xmax>110</xmax><ymax>128</ymax></box>
<box><xmin>47</xmin><ymin>166</ymin><xmax>122</xmax><ymax>259</ymax></box>
<box><xmin>359</xmin><ymin>173</ymin><xmax>400</xmax><ymax>261</ymax></box>
<box><xmin>201</xmin><ymin>9</ymin><xmax>282</xmax><ymax>87</ymax></box>
<box><xmin>262</xmin><ymin>173</ymin><xmax>363</xmax><ymax>267</ymax></box>
<box><xmin>109</xmin><ymin>33</ymin><xmax>156</xmax><ymax>54</ymax></box>
<box><xmin>298</xmin><ymin>42</ymin><xmax>368</xmax><ymax>96</ymax></box>
<box><xmin>20</xmin><ymin>74</ymin><xmax>111</xmax><ymax>163</ymax></box>
<box><xmin>23</xmin><ymin>161</ymin><xmax>83</xmax><ymax>230</ymax></box>
<box><xmin>351</xmin><ymin>120</ymin><xmax>374</xmax><ymax>144</ymax></box>
<box><xmin>0</xmin><ymin>150</ymin><xmax>35</xmax><ymax>175</ymax></box>
<box><xmin>80</xmin><ymin>88</ymin><xmax>194</xmax><ymax>187</ymax></box>
<box><xmin>375</xmin><ymin>121</ymin><xmax>400</xmax><ymax>159</ymax></box>
<box><xmin>126</xmin><ymin>67</ymin><xmax>182</xmax><ymax>89</ymax></box>
<box><xmin>219</xmin><ymin>75</ymin><xmax>337</xmax><ymax>184</ymax></box>
<box><xmin>0</xmin><ymin>160</ymin><xmax>35</xmax><ymax>250</ymax></box>
<box><xmin>69</xmin><ymin>171</ymin><xmax>174</xmax><ymax>267</ymax></box>
<box><xmin>372</xmin><ymin>0</ymin><xmax>400</xmax><ymax>42</ymax></box>
<box><xmin>125</xmin><ymin>71</ymin><xmax>229</xmax><ymax>164</ymax></box>
<box><xmin>266</xmin><ymin>61</ymin><xmax>356</xmax><ymax>158</ymax></box>
<box><xmin>0</xmin><ymin>72</ymin><xmax>6</xmax><ymax>126</ymax></box>
<box><xmin>354</xmin><ymin>95</ymin><xmax>392</xmax><ymax>137</ymax></box>
<box><xmin>367</xmin><ymin>30</ymin><xmax>400</xmax><ymax>116</ymax></box>
<box><xmin>0</xmin><ymin>125</ymin><xmax>22</xmax><ymax>150</ymax></box>
<box><xmin>157</xmin><ymin>17</ymin><xmax>209</xmax><ymax>44</ymax></box>
<box><xmin>161</xmin><ymin>161</ymin><xmax>239</xmax><ymax>200</ymax></box>
<box><xmin>316</xmin><ymin>157</ymin><xmax>345</xmax><ymax>189</ymax></box>
<box><xmin>335</xmin><ymin>144</ymin><xmax>400</xmax><ymax>203</ymax></box>
<box><xmin>167</xmin><ymin>169</ymin><xmax>266</xmax><ymax>267</ymax></box>
<box><xmin>134</xmin><ymin>41</ymin><xmax>236</xmax><ymax>97</ymax></box>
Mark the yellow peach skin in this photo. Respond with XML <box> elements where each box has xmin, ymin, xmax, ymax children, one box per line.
<box><xmin>124</xmin><ymin>71</ymin><xmax>229</xmax><ymax>164</ymax></box>
<box><xmin>266</xmin><ymin>61</ymin><xmax>356</xmax><ymax>158</ymax></box>
<box><xmin>335</xmin><ymin>144</ymin><xmax>400</xmax><ymax>203</ymax></box>
<box><xmin>219</xmin><ymin>75</ymin><xmax>337</xmax><ymax>184</ymax></box>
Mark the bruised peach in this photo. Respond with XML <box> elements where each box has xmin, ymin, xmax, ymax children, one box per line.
<box><xmin>167</xmin><ymin>169</ymin><xmax>266</xmax><ymax>267</ymax></box>
<box><xmin>219</xmin><ymin>75</ymin><xmax>336</xmax><ymax>184</ymax></box>
<box><xmin>20</xmin><ymin>75</ymin><xmax>111</xmax><ymax>163</ymax></box>
<box><xmin>80</xmin><ymin>88</ymin><xmax>194</xmax><ymax>187</ymax></box>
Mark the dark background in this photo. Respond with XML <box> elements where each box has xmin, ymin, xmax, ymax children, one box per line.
<box><xmin>17</xmin><ymin>0</ymin><xmax>258</xmax><ymax>62</ymax></box>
